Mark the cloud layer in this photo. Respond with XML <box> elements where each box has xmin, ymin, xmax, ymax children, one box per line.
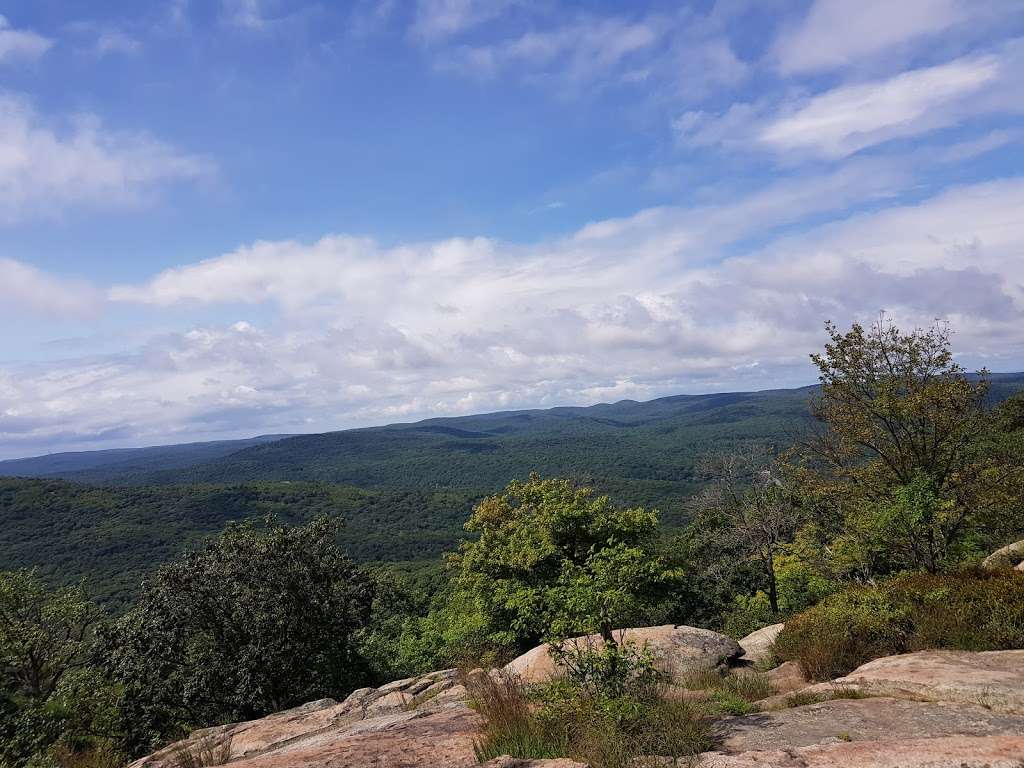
<box><xmin>3</xmin><ymin>170</ymin><xmax>1023</xmax><ymax>455</ymax></box>
<box><xmin>1</xmin><ymin>1</ymin><xmax>1023</xmax><ymax>457</ymax></box>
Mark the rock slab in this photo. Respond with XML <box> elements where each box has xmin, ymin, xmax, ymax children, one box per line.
<box><xmin>698</xmin><ymin>734</ymin><xmax>1024</xmax><ymax>767</ymax></box>
<box><xmin>791</xmin><ymin>649</ymin><xmax>1024</xmax><ymax>715</ymax></box>
<box><xmin>715</xmin><ymin>697</ymin><xmax>1024</xmax><ymax>752</ymax></box>
<box><xmin>129</xmin><ymin>670</ymin><xmax>475</xmax><ymax>768</ymax></box>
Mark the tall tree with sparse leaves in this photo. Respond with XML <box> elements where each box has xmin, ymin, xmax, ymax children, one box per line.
<box><xmin>799</xmin><ymin>317</ymin><xmax>1016</xmax><ymax>574</ymax></box>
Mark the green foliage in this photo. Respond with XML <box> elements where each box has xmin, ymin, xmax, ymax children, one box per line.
<box><xmin>101</xmin><ymin>517</ymin><xmax>373</xmax><ymax>753</ymax></box>
<box><xmin>800</xmin><ymin>319</ymin><xmax>1020</xmax><ymax>576</ymax></box>
<box><xmin>679</xmin><ymin>667</ymin><xmax>771</xmax><ymax>715</ymax></box>
<box><xmin>0</xmin><ymin>572</ymin><xmax>121</xmax><ymax>768</ymax></box>
<box><xmin>470</xmin><ymin>666</ymin><xmax>711</xmax><ymax>768</ymax></box>
<box><xmin>0</xmin><ymin>571</ymin><xmax>101</xmax><ymax>700</ymax></box>
<box><xmin>359</xmin><ymin>584</ymin><xmax>500</xmax><ymax>677</ymax></box>
<box><xmin>449</xmin><ymin>476</ymin><xmax>681</xmax><ymax>655</ymax></box>
<box><xmin>775</xmin><ymin>568</ymin><xmax>1024</xmax><ymax>681</ymax></box>
<box><xmin>0</xmin><ymin>478</ymin><xmax>475</xmax><ymax>608</ymax></box>
<box><xmin>549</xmin><ymin>638</ymin><xmax>660</xmax><ymax>700</ymax></box>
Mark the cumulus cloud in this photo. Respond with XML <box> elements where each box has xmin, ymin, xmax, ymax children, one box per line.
<box><xmin>5</xmin><ymin>170</ymin><xmax>1022</xmax><ymax>455</ymax></box>
<box><xmin>0</xmin><ymin>15</ymin><xmax>52</xmax><ymax>62</ymax></box>
<box><xmin>0</xmin><ymin>93</ymin><xmax>213</xmax><ymax>221</ymax></box>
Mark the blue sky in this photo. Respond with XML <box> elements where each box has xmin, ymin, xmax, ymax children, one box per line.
<box><xmin>1</xmin><ymin>0</ymin><xmax>1023</xmax><ymax>458</ymax></box>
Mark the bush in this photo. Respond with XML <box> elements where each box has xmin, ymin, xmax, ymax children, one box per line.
<box><xmin>775</xmin><ymin>568</ymin><xmax>1024</xmax><ymax>680</ymax></box>
<box><xmin>470</xmin><ymin>672</ymin><xmax>569</xmax><ymax>762</ymax></box>
<box><xmin>102</xmin><ymin>517</ymin><xmax>374</xmax><ymax>754</ymax></box>
<box><xmin>469</xmin><ymin>643</ymin><xmax>712</xmax><ymax>768</ymax></box>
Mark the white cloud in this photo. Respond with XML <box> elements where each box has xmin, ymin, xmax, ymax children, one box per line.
<box><xmin>773</xmin><ymin>0</ymin><xmax>970</xmax><ymax>74</ymax></box>
<box><xmin>0</xmin><ymin>15</ymin><xmax>53</xmax><ymax>62</ymax></box>
<box><xmin>437</xmin><ymin>13</ymin><xmax>666</xmax><ymax>86</ymax></box>
<box><xmin>678</xmin><ymin>44</ymin><xmax>1024</xmax><ymax>159</ymax></box>
<box><xmin>223</xmin><ymin>0</ymin><xmax>270</xmax><ymax>30</ymax></box>
<box><xmin>0</xmin><ymin>93</ymin><xmax>213</xmax><ymax>221</ymax></box>
<box><xmin>412</xmin><ymin>0</ymin><xmax>519</xmax><ymax>41</ymax></box>
<box><xmin>0</xmin><ymin>258</ymin><xmax>101</xmax><ymax>317</ymax></box>
<box><xmin>760</xmin><ymin>54</ymin><xmax>1000</xmax><ymax>158</ymax></box>
<box><xmin>5</xmin><ymin>173</ymin><xmax>1024</xmax><ymax>454</ymax></box>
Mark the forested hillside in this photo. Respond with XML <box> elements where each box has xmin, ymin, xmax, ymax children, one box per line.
<box><xmin>2</xmin><ymin>375</ymin><xmax>1023</xmax><ymax>608</ymax></box>
<box><xmin>4</xmin><ymin>386</ymin><xmax>825</xmax><ymax>493</ymax></box>
<box><xmin>0</xmin><ymin>479</ymin><xmax>469</xmax><ymax>607</ymax></box>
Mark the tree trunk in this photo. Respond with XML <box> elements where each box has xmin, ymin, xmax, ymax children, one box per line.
<box><xmin>766</xmin><ymin>558</ymin><xmax>780</xmax><ymax>615</ymax></box>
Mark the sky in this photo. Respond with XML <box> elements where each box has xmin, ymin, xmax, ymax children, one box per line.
<box><xmin>1</xmin><ymin>0</ymin><xmax>1023</xmax><ymax>458</ymax></box>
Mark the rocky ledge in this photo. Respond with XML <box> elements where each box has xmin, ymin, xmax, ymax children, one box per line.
<box><xmin>131</xmin><ymin>632</ymin><xmax>1024</xmax><ymax>768</ymax></box>
<box><xmin>127</xmin><ymin>668</ymin><xmax>483</xmax><ymax>768</ymax></box>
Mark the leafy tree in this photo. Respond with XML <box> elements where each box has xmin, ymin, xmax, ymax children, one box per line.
<box><xmin>690</xmin><ymin>452</ymin><xmax>800</xmax><ymax>615</ymax></box>
<box><xmin>0</xmin><ymin>571</ymin><xmax>118</xmax><ymax>768</ymax></box>
<box><xmin>0</xmin><ymin>570</ymin><xmax>100</xmax><ymax>700</ymax></box>
<box><xmin>799</xmin><ymin>318</ymin><xmax>1017</xmax><ymax>574</ymax></box>
<box><xmin>447</xmin><ymin>475</ymin><xmax>681</xmax><ymax>656</ymax></box>
<box><xmin>102</xmin><ymin>517</ymin><xmax>373</xmax><ymax>753</ymax></box>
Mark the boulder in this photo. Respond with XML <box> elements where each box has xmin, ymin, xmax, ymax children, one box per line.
<box><xmin>737</xmin><ymin>623</ymin><xmax>784</xmax><ymax>665</ymax></box>
<box><xmin>764</xmin><ymin>660</ymin><xmax>808</xmax><ymax>695</ymax></box>
<box><xmin>714</xmin><ymin>697</ymin><xmax>1024</xmax><ymax>753</ymax></box>
<box><xmin>505</xmin><ymin>625</ymin><xmax>741</xmax><ymax>685</ymax></box>
<box><xmin>982</xmin><ymin>539</ymin><xmax>1024</xmax><ymax>569</ymax></box>
<box><xmin>364</xmin><ymin>690</ymin><xmax>412</xmax><ymax>714</ymax></box>
<box><xmin>698</xmin><ymin>735</ymin><xmax>1024</xmax><ymax>767</ymax></box>
<box><xmin>786</xmin><ymin>649</ymin><xmax>1024</xmax><ymax>715</ymax></box>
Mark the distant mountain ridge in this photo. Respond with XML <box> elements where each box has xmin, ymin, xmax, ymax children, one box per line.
<box><xmin>0</xmin><ymin>434</ymin><xmax>290</xmax><ymax>480</ymax></box>
<box><xmin>5</xmin><ymin>373</ymin><xmax>1023</xmax><ymax>502</ymax></box>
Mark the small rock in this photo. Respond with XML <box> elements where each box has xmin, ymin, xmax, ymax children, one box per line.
<box><xmin>406</xmin><ymin>677</ymin><xmax>436</xmax><ymax>695</ymax></box>
<box><xmin>365</xmin><ymin>690</ymin><xmax>413</xmax><ymax>714</ymax></box>
<box><xmin>981</xmin><ymin>539</ymin><xmax>1024</xmax><ymax>569</ymax></box>
<box><xmin>432</xmin><ymin>683</ymin><xmax>469</xmax><ymax>704</ymax></box>
<box><xmin>766</xmin><ymin>661</ymin><xmax>808</xmax><ymax>695</ymax></box>
<box><xmin>738</xmin><ymin>623</ymin><xmax>784</xmax><ymax>665</ymax></box>
<box><xmin>377</xmin><ymin>676</ymin><xmax>416</xmax><ymax>694</ymax></box>
<box><xmin>341</xmin><ymin>687</ymin><xmax>377</xmax><ymax>709</ymax></box>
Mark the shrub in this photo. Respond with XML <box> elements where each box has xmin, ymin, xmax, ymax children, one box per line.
<box><xmin>775</xmin><ymin>568</ymin><xmax>1024</xmax><ymax>680</ymax></box>
<box><xmin>548</xmin><ymin>637</ymin><xmax>660</xmax><ymax>700</ymax></box>
<box><xmin>469</xmin><ymin>672</ymin><xmax>569</xmax><ymax>762</ymax></box>
<box><xmin>469</xmin><ymin>642</ymin><xmax>712</xmax><ymax>768</ymax></box>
